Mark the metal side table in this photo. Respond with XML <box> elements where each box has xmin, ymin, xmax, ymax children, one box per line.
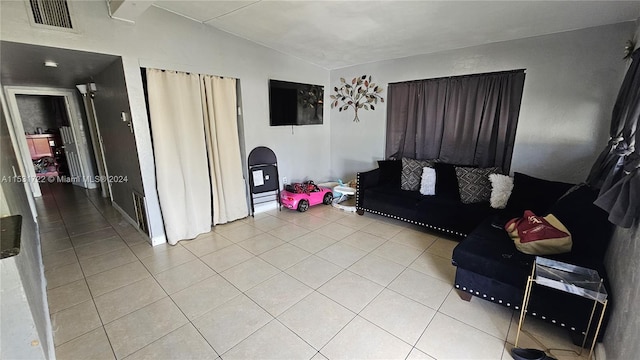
<box><xmin>515</xmin><ymin>257</ymin><xmax>608</xmax><ymax>360</ymax></box>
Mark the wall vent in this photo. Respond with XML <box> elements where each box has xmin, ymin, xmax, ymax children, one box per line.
<box><xmin>133</xmin><ymin>192</ymin><xmax>149</xmax><ymax>236</ymax></box>
<box><xmin>29</xmin><ymin>0</ymin><xmax>73</xmax><ymax>29</ymax></box>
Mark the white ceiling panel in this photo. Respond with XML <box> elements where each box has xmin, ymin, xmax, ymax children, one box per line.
<box><xmin>153</xmin><ymin>0</ymin><xmax>257</xmax><ymax>22</ymax></box>
<box><xmin>150</xmin><ymin>1</ymin><xmax>640</xmax><ymax>69</ymax></box>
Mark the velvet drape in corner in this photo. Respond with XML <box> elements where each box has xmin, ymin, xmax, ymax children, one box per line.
<box><xmin>386</xmin><ymin>70</ymin><xmax>525</xmax><ymax>172</ymax></box>
<box><xmin>587</xmin><ymin>49</ymin><xmax>640</xmax><ymax>228</ymax></box>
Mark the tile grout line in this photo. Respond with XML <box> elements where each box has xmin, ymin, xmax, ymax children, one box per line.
<box><xmin>272</xmin><ymin>294</ymin><xmax>354</xmax><ymax>353</ymax></box>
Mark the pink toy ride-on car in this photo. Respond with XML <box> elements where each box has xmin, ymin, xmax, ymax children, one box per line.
<box><xmin>280</xmin><ymin>181</ymin><xmax>333</xmax><ymax>212</ymax></box>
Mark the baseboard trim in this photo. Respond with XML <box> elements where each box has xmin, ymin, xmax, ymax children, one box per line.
<box><xmin>596</xmin><ymin>343</ymin><xmax>606</xmax><ymax>360</ymax></box>
<box><xmin>111</xmin><ymin>201</ymin><xmax>138</xmax><ymax>228</ymax></box>
<box><xmin>112</xmin><ymin>201</ymin><xmax>157</xmax><ymax>245</ymax></box>
<box><xmin>150</xmin><ymin>234</ymin><xmax>166</xmax><ymax>247</ymax></box>
<box><xmin>253</xmin><ymin>200</ymin><xmax>279</xmax><ymax>214</ymax></box>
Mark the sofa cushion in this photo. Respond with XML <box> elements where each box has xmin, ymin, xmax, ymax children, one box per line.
<box><xmin>545</xmin><ymin>184</ymin><xmax>613</xmax><ymax>266</ymax></box>
<box><xmin>452</xmin><ymin>217</ymin><xmax>532</xmax><ymax>286</ymax></box>
<box><xmin>506</xmin><ymin>173</ymin><xmax>574</xmax><ymax>215</ymax></box>
<box><xmin>434</xmin><ymin>163</ymin><xmax>462</xmax><ymax>200</ymax></box>
<box><xmin>454</xmin><ymin>184</ymin><xmax>613</xmax><ymax>287</ymax></box>
<box><xmin>415</xmin><ymin>197</ymin><xmax>498</xmax><ymax>236</ymax></box>
<box><xmin>362</xmin><ymin>186</ymin><xmax>423</xmax><ymax>221</ymax></box>
<box><xmin>455</xmin><ymin>167</ymin><xmax>501</xmax><ymax>204</ymax></box>
<box><xmin>377</xmin><ymin>159</ymin><xmax>402</xmax><ymax>188</ymax></box>
<box><xmin>401</xmin><ymin>158</ymin><xmax>434</xmax><ymax>191</ymax></box>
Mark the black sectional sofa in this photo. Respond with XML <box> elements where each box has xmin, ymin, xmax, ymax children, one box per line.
<box><xmin>356</xmin><ymin>161</ymin><xmax>501</xmax><ymax>237</ymax></box>
<box><xmin>356</xmin><ymin>160</ymin><xmax>614</xmax><ymax>341</ymax></box>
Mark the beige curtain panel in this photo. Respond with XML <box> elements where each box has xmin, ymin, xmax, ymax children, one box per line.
<box><xmin>146</xmin><ymin>69</ymin><xmax>249</xmax><ymax>244</ymax></box>
<box><xmin>146</xmin><ymin>69</ymin><xmax>212</xmax><ymax>244</ymax></box>
<box><xmin>201</xmin><ymin>75</ymin><xmax>249</xmax><ymax>224</ymax></box>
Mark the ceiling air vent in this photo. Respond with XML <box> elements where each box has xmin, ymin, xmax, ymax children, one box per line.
<box><xmin>29</xmin><ymin>0</ymin><xmax>73</xmax><ymax>29</ymax></box>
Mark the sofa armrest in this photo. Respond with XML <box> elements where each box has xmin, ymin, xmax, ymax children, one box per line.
<box><xmin>356</xmin><ymin>168</ymin><xmax>381</xmax><ymax>208</ymax></box>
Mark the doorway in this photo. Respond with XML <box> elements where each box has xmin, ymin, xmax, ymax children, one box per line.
<box><xmin>4</xmin><ymin>86</ymin><xmax>98</xmax><ymax>197</ymax></box>
<box><xmin>1</xmin><ymin>41</ymin><xmax>159</xmax><ymax>244</ymax></box>
<box><xmin>18</xmin><ymin>95</ymin><xmax>70</xmax><ymax>180</ymax></box>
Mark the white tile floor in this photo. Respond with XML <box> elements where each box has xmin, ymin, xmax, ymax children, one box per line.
<box><xmin>37</xmin><ymin>183</ymin><xmax>591</xmax><ymax>360</ymax></box>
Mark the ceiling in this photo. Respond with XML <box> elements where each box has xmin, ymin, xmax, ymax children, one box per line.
<box><xmin>0</xmin><ymin>41</ymin><xmax>119</xmax><ymax>89</ymax></box>
<box><xmin>151</xmin><ymin>0</ymin><xmax>640</xmax><ymax>69</ymax></box>
<box><xmin>1</xmin><ymin>1</ymin><xmax>637</xmax><ymax>85</ymax></box>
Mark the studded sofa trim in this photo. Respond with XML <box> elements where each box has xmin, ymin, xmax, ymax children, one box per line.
<box><xmin>355</xmin><ymin>171</ymin><xmax>468</xmax><ymax>238</ymax></box>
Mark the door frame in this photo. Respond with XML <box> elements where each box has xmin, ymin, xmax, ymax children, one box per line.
<box><xmin>80</xmin><ymin>89</ymin><xmax>113</xmax><ymax>200</ymax></box>
<box><xmin>4</xmin><ymin>86</ymin><xmax>97</xmax><ymax>197</ymax></box>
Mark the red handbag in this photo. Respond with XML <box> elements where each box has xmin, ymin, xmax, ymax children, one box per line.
<box><xmin>505</xmin><ymin>210</ymin><xmax>572</xmax><ymax>255</ymax></box>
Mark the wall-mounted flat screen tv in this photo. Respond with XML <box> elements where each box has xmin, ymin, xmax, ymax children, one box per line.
<box><xmin>269</xmin><ymin>79</ymin><xmax>324</xmax><ymax>126</ymax></box>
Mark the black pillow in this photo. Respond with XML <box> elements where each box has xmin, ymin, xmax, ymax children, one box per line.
<box><xmin>377</xmin><ymin>159</ymin><xmax>402</xmax><ymax>188</ymax></box>
<box><xmin>434</xmin><ymin>163</ymin><xmax>461</xmax><ymax>200</ymax></box>
<box><xmin>546</xmin><ymin>184</ymin><xmax>613</xmax><ymax>261</ymax></box>
<box><xmin>506</xmin><ymin>172</ymin><xmax>574</xmax><ymax>215</ymax></box>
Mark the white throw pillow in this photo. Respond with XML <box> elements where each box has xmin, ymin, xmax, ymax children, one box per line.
<box><xmin>419</xmin><ymin>167</ymin><xmax>436</xmax><ymax>195</ymax></box>
<box><xmin>489</xmin><ymin>173</ymin><xmax>514</xmax><ymax>209</ymax></box>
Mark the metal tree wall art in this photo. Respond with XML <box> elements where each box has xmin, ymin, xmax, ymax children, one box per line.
<box><xmin>331</xmin><ymin>75</ymin><xmax>384</xmax><ymax>122</ymax></box>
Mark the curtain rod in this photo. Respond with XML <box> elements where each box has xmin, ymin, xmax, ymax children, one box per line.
<box><xmin>141</xmin><ymin>67</ymin><xmax>234</xmax><ymax>80</ymax></box>
<box><xmin>388</xmin><ymin>68</ymin><xmax>526</xmax><ymax>85</ymax></box>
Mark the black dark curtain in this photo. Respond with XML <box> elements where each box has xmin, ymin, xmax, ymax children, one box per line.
<box><xmin>587</xmin><ymin>49</ymin><xmax>640</xmax><ymax>228</ymax></box>
<box><xmin>386</xmin><ymin>78</ymin><xmax>447</xmax><ymax>160</ymax></box>
<box><xmin>386</xmin><ymin>70</ymin><xmax>525</xmax><ymax>172</ymax></box>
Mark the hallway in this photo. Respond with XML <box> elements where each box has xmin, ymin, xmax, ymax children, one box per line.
<box><xmin>37</xmin><ymin>183</ymin><xmax>157</xmax><ymax>358</ymax></box>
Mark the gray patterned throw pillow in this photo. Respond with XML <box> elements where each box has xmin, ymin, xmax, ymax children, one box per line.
<box><xmin>401</xmin><ymin>157</ymin><xmax>435</xmax><ymax>191</ymax></box>
<box><xmin>455</xmin><ymin>167</ymin><xmax>501</xmax><ymax>204</ymax></box>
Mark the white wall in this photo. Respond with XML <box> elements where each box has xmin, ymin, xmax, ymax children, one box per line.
<box><xmin>329</xmin><ymin>22</ymin><xmax>635</xmax><ymax>183</ymax></box>
<box><xmin>0</xmin><ymin>98</ymin><xmax>52</xmax><ymax>359</ymax></box>
<box><xmin>0</xmin><ymin>1</ymin><xmax>330</xmax><ymax>243</ymax></box>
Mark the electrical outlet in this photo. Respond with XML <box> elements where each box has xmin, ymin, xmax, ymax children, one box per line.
<box><xmin>283</xmin><ymin>177</ymin><xmax>288</xmax><ymax>185</ymax></box>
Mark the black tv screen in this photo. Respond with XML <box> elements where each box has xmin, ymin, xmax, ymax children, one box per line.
<box><xmin>269</xmin><ymin>80</ymin><xmax>324</xmax><ymax>126</ymax></box>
